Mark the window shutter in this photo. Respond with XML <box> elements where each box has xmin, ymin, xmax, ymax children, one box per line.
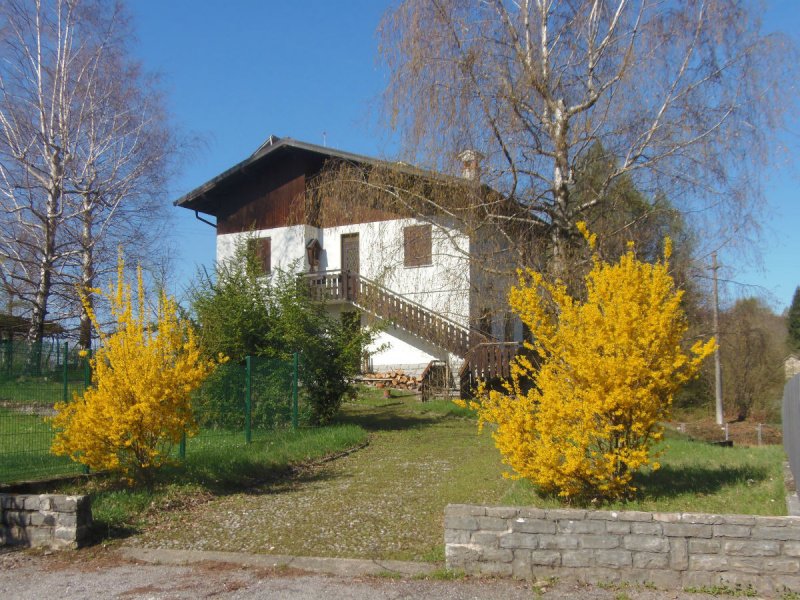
<box><xmin>403</xmin><ymin>224</ymin><xmax>432</xmax><ymax>267</ymax></box>
<box><xmin>260</xmin><ymin>237</ymin><xmax>271</xmax><ymax>274</ymax></box>
<box><xmin>247</xmin><ymin>237</ymin><xmax>271</xmax><ymax>274</ymax></box>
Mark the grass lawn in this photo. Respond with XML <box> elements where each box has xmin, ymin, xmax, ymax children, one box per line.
<box><xmin>5</xmin><ymin>387</ymin><xmax>787</xmax><ymax>563</ymax></box>
<box><xmin>53</xmin><ymin>423</ymin><xmax>368</xmax><ymax>540</ymax></box>
<box><xmin>0</xmin><ymin>377</ymin><xmax>85</xmax><ymax>405</ymax></box>
<box><xmin>0</xmin><ymin>407</ymin><xmax>84</xmax><ymax>483</ymax></box>
<box><xmin>115</xmin><ymin>389</ymin><xmax>786</xmax><ymax>562</ymax></box>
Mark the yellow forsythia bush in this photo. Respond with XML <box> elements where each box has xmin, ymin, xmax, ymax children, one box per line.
<box><xmin>51</xmin><ymin>257</ymin><xmax>218</xmax><ymax>485</ymax></box>
<box><xmin>464</xmin><ymin>225</ymin><xmax>715</xmax><ymax>501</ymax></box>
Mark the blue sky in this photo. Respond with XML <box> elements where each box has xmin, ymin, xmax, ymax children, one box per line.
<box><xmin>129</xmin><ymin>1</ymin><xmax>799</xmax><ymax>311</ymax></box>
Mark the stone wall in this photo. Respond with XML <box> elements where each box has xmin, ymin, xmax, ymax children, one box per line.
<box><xmin>445</xmin><ymin>504</ymin><xmax>800</xmax><ymax>596</ymax></box>
<box><xmin>1</xmin><ymin>494</ymin><xmax>91</xmax><ymax>549</ymax></box>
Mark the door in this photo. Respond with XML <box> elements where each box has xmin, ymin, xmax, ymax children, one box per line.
<box><xmin>341</xmin><ymin>233</ymin><xmax>359</xmax><ymax>274</ymax></box>
<box><xmin>341</xmin><ymin>233</ymin><xmax>360</xmax><ymax>300</ymax></box>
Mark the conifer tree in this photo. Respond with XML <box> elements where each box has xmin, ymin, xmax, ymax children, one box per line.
<box><xmin>789</xmin><ymin>286</ymin><xmax>800</xmax><ymax>352</ymax></box>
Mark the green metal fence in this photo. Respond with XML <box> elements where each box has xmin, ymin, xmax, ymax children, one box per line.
<box><xmin>0</xmin><ymin>343</ymin><xmax>301</xmax><ymax>485</ymax></box>
<box><xmin>0</xmin><ymin>341</ymin><xmax>89</xmax><ymax>485</ymax></box>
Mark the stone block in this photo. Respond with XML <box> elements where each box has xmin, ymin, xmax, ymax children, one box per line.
<box><xmin>617</xmin><ymin>511</ymin><xmax>653</xmax><ymax>522</ymax></box>
<box><xmin>669</xmin><ymin>538</ymin><xmax>689</xmax><ymax>571</ymax></box>
<box><xmin>754</xmin><ymin>516</ymin><xmax>793</xmax><ymax>527</ymax></box>
<box><xmin>511</xmin><ymin>552</ymin><xmax>532</xmax><ymax>579</ymax></box>
<box><xmin>477</xmin><ymin>561</ymin><xmax>513</xmax><ymax>576</ymax></box>
<box><xmin>712</xmin><ymin>524</ymin><xmax>752</xmax><ymax>538</ymax></box>
<box><xmin>752</xmin><ymin>527</ymin><xmax>800</xmax><ymax>541</ymax></box>
<box><xmin>27</xmin><ymin>527</ymin><xmax>54</xmax><ymax>546</ymax></box>
<box><xmin>54</xmin><ymin>526</ymin><xmax>78</xmax><ymax>541</ymax></box>
<box><xmin>688</xmin><ymin>554</ymin><xmax>729</xmax><ymax>571</ymax></box>
<box><xmin>3</xmin><ymin>511</ymin><xmax>28</xmax><ymax>527</ymax></box>
<box><xmin>606</xmin><ymin>521</ymin><xmax>631</xmax><ymax>535</ymax></box>
<box><xmin>444</xmin><ymin>529</ymin><xmax>471</xmax><ymax>544</ymax></box>
<box><xmin>662</xmin><ymin>523</ymin><xmax>712</xmax><ymax>538</ymax></box>
<box><xmin>29</xmin><ymin>512</ymin><xmax>56</xmax><ymax>527</ymax></box>
<box><xmin>680</xmin><ymin>513</ymin><xmax>724</xmax><ymax>525</ymax></box>
<box><xmin>446</xmin><ymin>504</ymin><xmax>486</xmax><ymax>517</ymax></box>
<box><xmin>681</xmin><ymin>570</ymin><xmax>720</xmax><ymax>589</ymax></box>
<box><xmin>561</xmin><ymin>549</ymin><xmax>594</xmax><ymax>568</ymax></box>
<box><xmin>476</xmin><ymin>516</ymin><xmax>508</xmax><ymax>531</ymax></box>
<box><xmin>594</xmin><ymin>549</ymin><xmax>632</xmax><ymax>568</ymax></box>
<box><xmin>630</xmin><ymin>568</ymin><xmax>680</xmax><ymax>589</ymax></box>
<box><xmin>763</xmin><ymin>557</ymin><xmax>800</xmax><ymax>574</ymax></box>
<box><xmin>23</xmin><ymin>496</ymin><xmax>43</xmax><ymax>511</ymax></box>
<box><xmin>727</xmin><ymin>556</ymin><xmax>766</xmax><ymax>574</ymax></box>
<box><xmin>480</xmin><ymin>546</ymin><xmax>513</xmax><ymax>563</ymax></box>
<box><xmin>445</xmin><ymin>543</ymin><xmax>480</xmax><ymax>566</ymax></box>
<box><xmin>784</xmin><ymin>541</ymin><xmax>800</xmax><ymax>557</ymax></box>
<box><xmin>587</xmin><ymin>511</ymin><xmax>618</xmax><ymax>521</ymax></box>
<box><xmin>529</xmin><ymin>550</ymin><xmax>561</xmax><ymax>567</ymax></box>
<box><xmin>722</xmin><ymin>539</ymin><xmax>780</xmax><ymax>556</ymax></box>
<box><xmin>716</xmin><ymin>572</ymin><xmax>765</xmax><ymax>593</ymax></box>
<box><xmin>547</xmin><ymin>509</ymin><xmax>586</xmax><ymax>521</ymax></box>
<box><xmin>623</xmin><ymin>535</ymin><xmax>670</xmax><ymax>553</ymax></box>
<box><xmin>630</xmin><ymin>522</ymin><xmax>662</xmax><ymax>535</ymax></box>
<box><xmin>486</xmin><ymin>507</ymin><xmax>518</xmax><ymax>519</ymax></box>
<box><xmin>633</xmin><ymin>551</ymin><xmax>670</xmax><ymax>569</ymax></box>
<box><xmin>653</xmin><ymin>512</ymin><xmax>682</xmax><ymax>523</ymax></box>
<box><xmin>517</xmin><ymin>508</ymin><xmax>547</xmax><ymax>519</ymax></box>
<box><xmin>688</xmin><ymin>539</ymin><xmax>721</xmax><ymax>554</ymax></box>
<box><xmin>579</xmin><ymin>534</ymin><xmax>620</xmax><ymax>549</ymax></box>
<box><xmin>499</xmin><ymin>532</ymin><xmax>539</xmax><ymax>549</ymax></box>
<box><xmin>511</xmin><ymin>518</ymin><xmax>556</xmax><ymax>534</ymax></box>
<box><xmin>444</xmin><ymin>515</ymin><xmax>478</xmax><ymax>530</ymax></box>
<box><xmin>558</xmin><ymin>519</ymin><xmax>606</xmax><ymax>534</ymax></box>
<box><xmin>470</xmin><ymin>531</ymin><xmax>499</xmax><ymax>546</ymax></box>
<box><xmin>538</xmin><ymin>534</ymin><xmax>579</xmax><ymax>550</ymax></box>
<box><xmin>0</xmin><ymin>495</ymin><xmax>22</xmax><ymax>510</ymax></box>
<box><xmin>51</xmin><ymin>495</ymin><xmax>81</xmax><ymax>512</ymax></box>
<box><xmin>721</xmin><ymin>515</ymin><xmax>757</xmax><ymax>526</ymax></box>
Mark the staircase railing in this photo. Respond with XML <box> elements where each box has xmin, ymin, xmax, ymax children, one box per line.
<box><xmin>458</xmin><ymin>341</ymin><xmax>521</xmax><ymax>398</ymax></box>
<box><xmin>303</xmin><ymin>270</ymin><xmax>491</xmax><ymax>357</ymax></box>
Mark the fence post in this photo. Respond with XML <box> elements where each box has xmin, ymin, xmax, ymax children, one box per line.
<box><xmin>292</xmin><ymin>352</ymin><xmax>299</xmax><ymax>430</ymax></box>
<box><xmin>245</xmin><ymin>355</ymin><xmax>252</xmax><ymax>443</ymax></box>
<box><xmin>62</xmin><ymin>341</ymin><xmax>69</xmax><ymax>403</ymax></box>
<box><xmin>757</xmin><ymin>423</ymin><xmax>762</xmax><ymax>446</ymax></box>
<box><xmin>179</xmin><ymin>431</ymin><xmax>186</xmax><ymax>460</ymax></box>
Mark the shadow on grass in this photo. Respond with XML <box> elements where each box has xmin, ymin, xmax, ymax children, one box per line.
<box><xmin>631</xmin><ymin>463</ymin><xmax>771</xmax><ymax>500</ymax></box>
<box><xmin>335</xmin><ymin>405</ymin><xmax>441</xmax><ymax>432</ymax></box>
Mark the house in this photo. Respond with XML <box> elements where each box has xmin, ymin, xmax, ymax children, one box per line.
<box><xmin>175</xmin><ymin>136</ymin><xmax>520</xmax><ymax>387</ymax></box>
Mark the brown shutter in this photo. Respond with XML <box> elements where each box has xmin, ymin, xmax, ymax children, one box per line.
<box><xmin>247</xmin><ymin>237</ymin><xmax>271</xmax><ymax>274</ymax></box>
<box><xmin>403</xmin><ymin>224</ymin><xmax>432</xmax><ymax>267</ymax></box>
<box><xmin>260</xmin><ymin>237</ymin><xmax>271</xmax><ymax>274</ymax></box>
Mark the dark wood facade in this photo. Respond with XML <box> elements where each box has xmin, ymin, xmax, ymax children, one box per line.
<box><xmin>177</xmin><ymin>140</ymin><xmax>402</xmax><ymax>234</ymax></box>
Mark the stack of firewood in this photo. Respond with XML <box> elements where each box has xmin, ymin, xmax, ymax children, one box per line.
<box><xmin>363</xmin><ymin>370</ymin><xmax>422</xmax><ymax>391</ymax></box>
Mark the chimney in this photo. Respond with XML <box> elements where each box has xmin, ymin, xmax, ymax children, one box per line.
<box><xmin>458</xmin><ymin>149</ymin><xmax>484</xmax><ymax>181</ymax></box>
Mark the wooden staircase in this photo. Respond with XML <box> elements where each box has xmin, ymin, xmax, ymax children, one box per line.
<box><xmin>304</xmin><ymin>270</ymin><xmax>519</xmax><ymax>397</ymax></box>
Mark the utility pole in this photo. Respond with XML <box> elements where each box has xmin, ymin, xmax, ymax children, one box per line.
<box><xmin>712</xmin><ymin>252</ymin><xmax>724</xmax><ymax>426</ymax></box>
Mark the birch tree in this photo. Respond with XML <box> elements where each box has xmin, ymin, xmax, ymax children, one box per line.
<box><xmin>0</xmin><ymin>0</ymin><xmax>174</xmax><ymax>346</ymax></box>
<box><xmin>378</xmin><ymin>0</ymin><xmax>796</xmax><ymax>277</ymax></box>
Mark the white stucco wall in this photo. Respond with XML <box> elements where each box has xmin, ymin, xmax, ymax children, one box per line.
<box><xmin>216</xmin><ymin>217</ymin><xmax>471</xmax><ymax>375</ymax></box>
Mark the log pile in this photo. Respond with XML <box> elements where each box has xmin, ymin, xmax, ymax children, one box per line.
<box><xmin>361</xmin><ymin>369</ymin><xmax>422</xmax><ymax>391</ymax></box>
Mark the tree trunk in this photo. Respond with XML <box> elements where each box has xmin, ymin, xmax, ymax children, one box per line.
<box><xmin>79</xmin><ymin>199</ymin><xmax>94</xmax><ymax>349</ymax></box>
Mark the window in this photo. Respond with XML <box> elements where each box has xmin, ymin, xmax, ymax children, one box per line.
<box><xmin>247</xmin><ymin>237</ymin><xmax>271</xmax><ymax>274</ymax></box>
<box><xmin>403</xmin><ymin>224</ymin><xmax>432</xmax><ymax>267</ymax></box>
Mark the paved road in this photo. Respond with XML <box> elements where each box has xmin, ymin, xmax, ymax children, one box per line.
<box><xmin>0</xmin><ymin>546</ymin><xmax>735</xmax><ymax>599</ymax></box>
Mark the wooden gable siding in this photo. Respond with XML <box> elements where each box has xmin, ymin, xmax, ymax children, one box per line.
<box><xmin>215</xmin><ymin>150</ymin><xmax>406</xmax><ymax>234</ymax></box>
<box><xmin>317</xmin><ymin>193</ymin><xmax>399</xmax><ymax>227</ymax></box>
<box><xmin>217</xmin><ymin>164</ymin><xmax>306</xmax><ymax>234</ymax></box>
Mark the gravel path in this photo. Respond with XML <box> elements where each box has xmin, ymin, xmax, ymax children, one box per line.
<box><xmin>127</xmin><ymin>399</ymin><xmax>511</xmax><ymax>561</ymax></box>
